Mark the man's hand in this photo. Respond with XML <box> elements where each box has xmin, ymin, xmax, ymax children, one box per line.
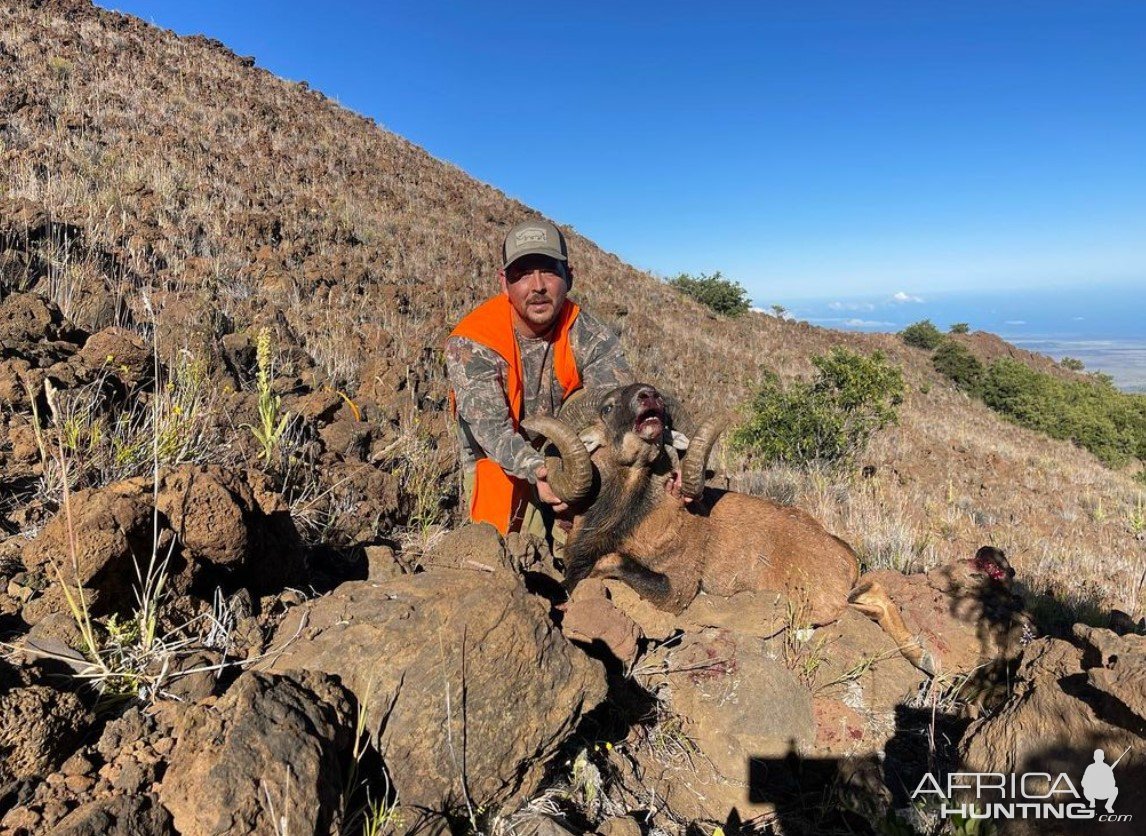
<box><xmin>665</xmin><ymin>470</ymin><xmax>694</xmax><ymax>506</ymax></box>
<box><xmin>534</xmin><ymin>465</ymin><xmax>569</xmax><ymax>514</ymax></box>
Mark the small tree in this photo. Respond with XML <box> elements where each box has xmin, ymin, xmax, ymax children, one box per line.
<box><xmin>933</xmin><ymin>341</ymin><xmax>984</xmax><ymax>391</ymax></box>
<box><xmin>1060</xmin><ymin>356</ymin><xmax>1085</xmax><ymax>371</ymax></box>
<box><xmin>731</xmin><ymin>347</ymin><xmax>904</xmax><ymax>468</ymax></box>
<box><xmin>949</xmin><ymin>322</ymin><xmax>970</xmax><ymax>334</ymax></box>
<box><xmin>667</xmin><ymin>271</ymin><xmax>750</xmax><ymax>317</ymax></box>
<box><xmin>900</xmin><ymin>320</ymin><xmax>945</xmax><ymax>350</ymax></box>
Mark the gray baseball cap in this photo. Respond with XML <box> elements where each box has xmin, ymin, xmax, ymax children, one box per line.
<box><xmin>502</xmin><ymin>219</ymin><xmax>568</xmax><ymax>269</ymax></box>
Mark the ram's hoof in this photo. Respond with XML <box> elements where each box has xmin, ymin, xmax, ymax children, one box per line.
<box><xmin>896</xmin><ymin>639</ymin><xmax>939</xmax><ymax>676</ymax></box>
<box><xmin>919</xmin><ymin>650</ymin><xmax>938</xmax><ymax>676</ymax></box>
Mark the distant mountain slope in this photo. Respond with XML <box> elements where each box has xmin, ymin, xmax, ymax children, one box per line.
<box><xmin>1</xmin><ymin>0</ymin><xmax>1141</xmax><ymax>615</ymax></box>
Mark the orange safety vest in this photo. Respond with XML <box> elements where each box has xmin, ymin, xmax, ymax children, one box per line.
<box><xmin>449</xmin><ymin>295</ymin><xmax>583</xmax><ymax>534</ymax></box>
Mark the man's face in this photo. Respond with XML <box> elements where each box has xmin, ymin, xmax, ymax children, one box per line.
<box><xmin>499</xmin><ymin>254</ymin><xmax>569</xmax><ymax>334</ymax></box>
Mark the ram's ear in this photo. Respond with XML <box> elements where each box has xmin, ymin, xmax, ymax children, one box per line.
<box><xmin>671</xmin><ymin>430</ymin><xmax>690</xmax><ymax>451</ymax></box>
<box><xmin>579</xmin><ymin>426</ymin><xmax>605</xmax><ymax>454</ymax></box>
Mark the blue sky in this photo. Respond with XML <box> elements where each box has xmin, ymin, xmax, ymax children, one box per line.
<box><xmin>98</xmin><ymin>1</ymin><xmax>1146</xmax><ymax>302</ymax></box>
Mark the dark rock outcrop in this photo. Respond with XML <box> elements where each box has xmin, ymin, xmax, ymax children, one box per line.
<box><xmin>960</xmin><ymin>630</ymin><xmax>1146</xmax><ymax>833</ymax></box>
<box><xmin>0</xmin><ymin>685</ymin><xmax>91</xmax><ymax>784</ymax></box>
<box><xmin>159</xmin><ymin>670</ymin><xmax>354</xmax><ymax>836</ymax></box>
<box><xmin>264</xmin><ymin>570</ymin><xmax>606</xmax><ymax>814</ymax></box>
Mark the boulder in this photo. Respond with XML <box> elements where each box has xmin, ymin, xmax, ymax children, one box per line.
<box><xmin>0</xmin><ymin>685</ymin><xmax>91</xmax><ymax>783</ymax></box>
<box><xmin>21</xmin><ymin>465</ymin><xmax>306</xmax><ymax>624</ymax></box>
<box><xmin>599</xmin><ymin>816</ymin><xmax>643</xmax><ymax>836</ymax></box>
<box><xmin>0</xmin><ymin>358</ymin><xmax>39</xmax><ymax>408</ymax></box>
<box><xmin>812</xmin><ymin>695</ymin><xmax>874</xmax><ymax>752</ymax></box>
<box><xmin>421</xmin><ymin>522</ymin><xmax>511</xmax><ymax>573</ymax></box>
<box><xmin>49</xmin><ymin>794</ymin><xmax>174</xmax><ymax>836</ymax></box>
<box><xmin>1075</xmin><ymin>623</ymin><xmax>1146</xmax><ymax>722</ymax></box>
<box><xmin>20</xmin><ymin>480</ymin><xmax>162</xmax><ymax>622</ymax></box>
<box><xmin>74</xmin><ymin>326</ymin><xmax>151</xmax><ymax>388</ymax></box>
<box><xmin>0</xmin><ymin>292</ymin><xmax>54</xmax><ymax>349</ymax></box>
<box><xmin>159</xmin><ymin>671</ymin><xmax>354</xmax><ymax>836</ymax></box>
<box><xmin>628</xmin><ymin>627</ymin><xmax>816</xmax><ymax>822</ymax></box>
<box><xmin>960</xmin><ymin>634</ymin><xmax>1146</xmax><ymax>832</ymax></box>
<box><xmin>96</xmin><ymin>706</ymin><xmax>154</xmax><ymax>760</ymax></box>
<box><xmin>561</xmin><ymin>579</ymin><xmax>643</xmax><ymax>669</ymax></box>
<box><xmin>155</xmin><ymin>465</ymin><xmax>253</xmax><ymax>570</ymax></box>
<box><xmin>290</xmin><ymin>389</ymin><xmax>343</xmax><ymax>424</ymax></box>
<box><xmin>605</xmin><ymin>581</ymin><xmax>790</xmax><ymax>641</ymax></box>
<box><xmin>155</xmin><ymin>463</ymin><xmax>309</xmax><ymax>592</ymax></box>
<box><xmin>314</xmin><ymin>460</ymin><xmax>403</xmax><ymax>543</ymax></box>
<box><xmin>318</xmin><ymin>417</ymin><xmax>373</xmax><ymax>460</ymax></box>
<box><xmin>862</xmin><ymin>560</ymin><xmax>1030</xmax><ymax>676</ymax></box>
<box><xmin>7</xmin><ymin>420</ymin><xmax>41</xmax><ymax>464</ymax></box>
<box><xmin>364</xmin><ymin>544</ymin><xmax>405</xmax><ymax>581</ymax></box>
<box><xmin>663</xmin><ymin>627</ymin><xmax>815</xmax><ymax>768</ymax></box>
<box><xmin>264</xmin><ymin>570</ymin><xmax>606</xmax><ymax>813</ymax></box>
<box><xmin>0</xmin><ymin>293</ymin><xmax>82</xmax><ymax>357</ymax></box>
<box><xmin>810</xmin><ymin>609</ymin><xmax>925</xmax><ymax>716</ymax></box>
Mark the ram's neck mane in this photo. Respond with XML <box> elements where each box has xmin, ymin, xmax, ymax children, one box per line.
<box><xmin>563</xmin><ymin>450</ymin><xmax>672</xmax><ymax>583</ymax></box>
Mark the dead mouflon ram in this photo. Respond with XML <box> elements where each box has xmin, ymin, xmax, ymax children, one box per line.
<box><xmin>524</xmin><ymin>382</ymin><xmax>936</xmax><ymax>673</ymax></box>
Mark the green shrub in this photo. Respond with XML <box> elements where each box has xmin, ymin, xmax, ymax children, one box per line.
<box><xmin>1060</xmin><ymin>356</ymin><xmax>1085</xmax><ymax>371</ymax></box>
<box><xmin>899</xmin><ymin>319</ymin><xmax>945</xmax><ymax>350</ymax></box>
<box><xmin>731</xmin><ymin>347</ymin><xmax>904</xmax><ymax>468</ymax></box>
<box><xmin>949</xmin><ymin>322</ymin><xmax>970</xmax><ymax>334</ymax></box>
<box><xmin>978</xmin><ymin>358</ymin><xmax>1146</xmax><ymax>467</ymax></box>
<box><xmin>667</xmin><ymin>271</ymin><xmax>750</xmax><ymax>317</ymax></box>
<box><xmin>932</xmin><ymin>341</ymin><xmax>984</xmax><ymax>392</ymax></box>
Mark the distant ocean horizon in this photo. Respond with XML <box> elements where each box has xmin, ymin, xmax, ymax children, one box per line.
<box><xmin>763</xmin><ymin>280</ymin><xmax>1146</xmax><ymax>393</ymax></box>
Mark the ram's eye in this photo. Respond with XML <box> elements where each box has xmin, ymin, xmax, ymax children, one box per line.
<box><xmin>601</xmin><ymin>403</ymin><xmax>614</xmax><ymax>415</ymax></box>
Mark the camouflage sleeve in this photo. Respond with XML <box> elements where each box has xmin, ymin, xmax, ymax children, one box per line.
<box><xmin>445</xmin><ymin>336</ymin><xmax>545</xmax><ymax>482</ymax></box>
<box><xmin>572</xmin><ymin>309</ymin><xmax>634</xmax><ymax>388</ymax></box>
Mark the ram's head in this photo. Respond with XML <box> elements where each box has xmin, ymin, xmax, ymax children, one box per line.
<box><xmin>522</xmin><ymin>382</ymin><xmax>726</xmax><ymax>506</ymax></box>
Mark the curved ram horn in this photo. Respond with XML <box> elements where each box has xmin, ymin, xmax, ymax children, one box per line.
<box><xmin>660</xmin><ymin>392</ymin><xmax>697</xmax><ymax>439</ymax></box>
<box><xmin>679</xmin><ymin>415</ymin><xmax>728</xmax><ymax>499</ymax></box>
<box><xmin>520</xmin><ymin>415</ymin><xmax>595</xmax><ymax>503</ymax></box>
<box><xmin>556</xmin><ymin>386</ymin><xmax>614</xmax><ymax>432</ymax></box>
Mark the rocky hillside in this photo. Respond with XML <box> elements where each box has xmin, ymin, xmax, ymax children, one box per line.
<box><xmin>2</xmin><ymin>0</ymin><xmax>1141</xmax><ymax>613</ymax></box>
<box><xmin>0</xmin><ymin>2</ymin><xmax>1144</xmax><ymax>834</ymax></box>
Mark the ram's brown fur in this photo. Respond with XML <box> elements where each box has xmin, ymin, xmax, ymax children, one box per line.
<box><xmin>541</xmin><ymin>383</ymin><xmax>932</xmax><ymax>672</ymax></box>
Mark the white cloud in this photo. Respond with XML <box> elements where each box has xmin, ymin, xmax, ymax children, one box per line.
<box><xmin>828</xmin><ymin>301</ymin><xmax>876</xmax><ymax>312</ymax></box>
<box><xmin>808</xmin><ymin>317</ymin><xmax>895</xmax><ymax>327</ymax></box>
<box><xmin>751</xmin><ymin>306</ymin><xmax>795</xmax><ymax>320</ymax></box>
<box><xmin>890</xmin><ymin>291</ymin><xmax>924</xmax><ymax>303</ymax></box>
<box><xmin>1005</xmin><ymin>320</ymin><xmax>1027</xmax><ymax>325</ymax></box>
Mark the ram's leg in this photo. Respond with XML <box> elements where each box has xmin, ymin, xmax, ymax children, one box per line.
<box><xmin>585</xmin><ymin>553</ymin><xmax>625</xmax><ymax>581</ymax></box>
<box><xmin>563</xmin><ymin>538</ymin><xmax>605</xmax><ymax>594</ymax></box>
<box><xmin>848</xmin><ymin>579</ymin><xmax>937</xmax><ymax>675</ymax></box>
<box><xmin>614</xmin><ymin>560</ymin><xmax>679</xmax><ymax>609</ymax></box>
<box><xmin>585</xmin><ymin>553</ymin><xmax>696</xmax><ymax>613</ymax></box>
<box><xmin>588</xmin><ymin>553</ymin><xmax>670</xmax><ymax>603</ymax></box>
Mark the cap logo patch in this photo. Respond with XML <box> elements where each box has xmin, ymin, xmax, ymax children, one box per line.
<box><xmin>515</xmin><ymin>228</ymin><xmax>548</xmax><ymax>246</ymax></box>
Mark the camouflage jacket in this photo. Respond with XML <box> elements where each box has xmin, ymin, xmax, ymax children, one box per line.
<box><xmin>446</xmin><ymin>306</ymin><xmax>632</xmax><ymax>482</ymax></box>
